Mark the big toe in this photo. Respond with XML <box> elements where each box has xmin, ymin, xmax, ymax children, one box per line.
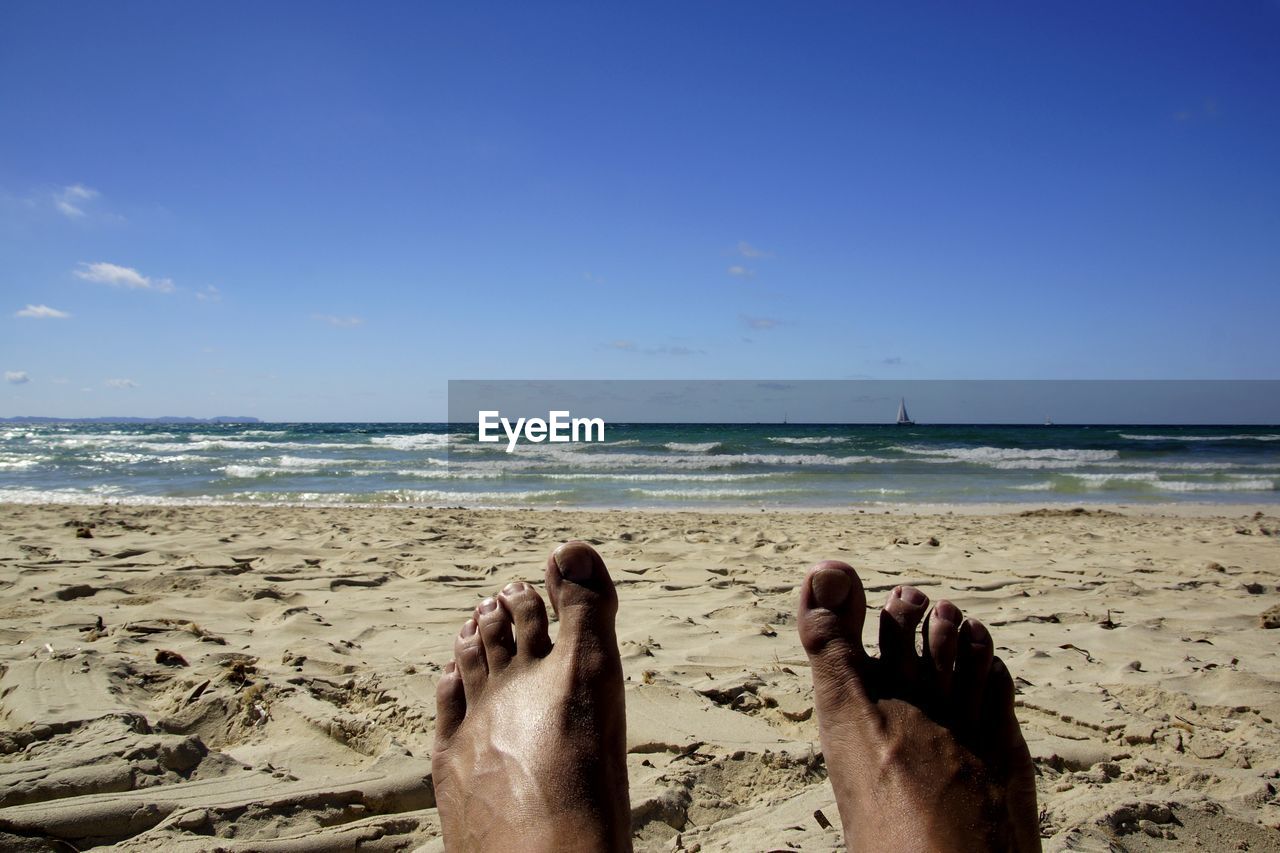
<box><xmin>545</xmin><ymin>541</ymin><xmax>620</xmax><ymax>654</ymax></box>
<box><xmin>798</xmin><ymin>561</ymin><xmax>873</xmax><ymax>707</ymax></box>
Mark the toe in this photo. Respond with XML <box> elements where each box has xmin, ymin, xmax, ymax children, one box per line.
<box><xmin>434</xmin><ymin>660</ymin><xmax>466</xmax><ymax>743</ymax></box>
<box><xmin>978</xmin><ymin>657</ymin><xmax>1021</xmax><ymax>767</ymax></box>
<box><xmin>923</xmin><ymin>599</ymin><xmax>962</xmax><ymax>697</ymax></box>
<box><xmin>981</xmin><ymin>656</ymin><xmax>1040</xmax><ymax>850</ymax></box>
<box><xmin>878</xmin><ymin>585</ymin><xmax>929</xmax><ymax>686</ymax></box>
<box><xmin>797</xmin><ymin>561</ymin><xmax>874</xmax><ymax>709</ymax></box>
<box><xmin>476</xmin><ymin>596</ymin><xmax>516</xmax><ymax>671</ymax></box>
<box><xmin>544</xmin><ymin>541</ymin><xmax>619</xmax><ymax>651</ymax></box>
<box><xmin>954</xmin><ymin>617</ymin><xmax>994</xmax><ymax>729</ymax></box>
<box><xmin>499</xmin><ymin>581</ymin><xmax>552</xmax><ymax>659</ymax></box>
<box><xmin>453</xmin><ymin>618</ymin><xmax>488</xmax><ymax>700</ymax></box>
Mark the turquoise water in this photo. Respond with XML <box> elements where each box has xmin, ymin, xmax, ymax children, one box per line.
<box><xmin>1</xmin><ymin>423</ymin><xmax>1277</xmax><ymax>508</ymax></box>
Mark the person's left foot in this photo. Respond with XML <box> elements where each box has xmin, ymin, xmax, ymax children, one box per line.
<box><xmin>431</xmin><ymin>541</ymin><xmax>632</xmax><ymax>852</ymax></box>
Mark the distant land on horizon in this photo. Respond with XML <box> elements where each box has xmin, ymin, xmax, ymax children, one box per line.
<box><xmin>0</xmin><ymin>416</ymin><xmax>261</xmax><ymax>424</ymax></box>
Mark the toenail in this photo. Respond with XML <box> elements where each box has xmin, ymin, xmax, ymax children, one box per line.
<box><xmin>934</xmin><ymin>600</ymin><xmax>961</xmax><ymax>624</ymax></box>
<box><xmin>811</xmin><ymin>567</ymin><xmax>851</xmax><ymax>609</ymax></box>
<box><xmin>502</xmin><ymin>581</ymin><xmax>524</xmax><ymax>594</ymax></box>
<box><xmin>478</xmin><ymin>597</ymin><xmax>497</xmax><ymax>614</ymax></box>
<box><xmin>460</xmin><ymin>619</ymin><xmax>477</xmax><ymax>638</ymax></box>
<box><xmin>898</xmin><ymin>586</ymin><xmax>927</xmax><ymax>607</ymax></box>
<box><xmin>554</xmin><ymin>542</ymin><xmax>596</xmax><ymax>582</ymax></box>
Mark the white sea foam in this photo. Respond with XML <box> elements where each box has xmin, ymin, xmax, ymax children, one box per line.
<box><xmin>542</xmin><ymin>472</ymin><xmax>775</xmax><ymax>482</ymax></box>
<box><xmin>767</xmin><ymin>436</ymin><xmax>850</xmax><ymax>445</ymax></box>
<box><xmin>276</xmin><ymin>455</ymin><xmax>349</xmax><ymax>468</ymax></box>
<box><xmin>392</xmin><ymin>489</ymin><xmax>566</xmax><ymax>503</ymax></box>
<box><xmin>1152</xmin><ymin>479</ymin><xmax>1275</xmax><ymax>492</ymax></box>
<box><xmin>391</xmin><ymin>468</ymin><xmax>501</xmax><ymax>479</ymax></box>
<box><xmin>370</xmin><ymin>433</ymin><xmax>455</xmax><ymax>450</ymax></box>
<box><xmin>627</xmin><ymin>487</ymin><xmax>803</xmax><ymax>499</ymax></box>
<box><xmin>894</xmin><ymin>446</ymin><xmax>1119</xmax><ymax>465</ymax></box>
<box><xmin>1120</xmin><ymin>433</ymin><xmax>1280</xmax><ymax>442</ymax></box>
<box><xmin>1063</xmin><ymin>472</ymin><xmax>1161</xmax><ymax>485</ymax></box>
<box><xmin>224</xmin><ymin>465</ymin><xmax>287</xmax><ymax>478</ymax></box>
<box><xmin>0</xmin><ymin>485</ymin><xmax>126</xmax><ymax>504</ymax></box>
<box><xmin>663</xmin><ymin>442</ymin><xmax>721</xmax><ymax>452</ymax></box>
<box><xmin>457</xmin><ymin>451</ymin><xmax>858</xmax><ymax>472</ymax></box>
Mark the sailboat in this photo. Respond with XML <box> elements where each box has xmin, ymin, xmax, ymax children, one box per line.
<box><xmin>896</xmin><ymin>398</ymin><xmax>914</xmax><ymax>426</ymax></box>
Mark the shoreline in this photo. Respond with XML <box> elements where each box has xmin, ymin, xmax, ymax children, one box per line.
<box><xmin>1</xmin><ymin>498</ymin><xmax>1277</xmax><ymax>519</ymax></box>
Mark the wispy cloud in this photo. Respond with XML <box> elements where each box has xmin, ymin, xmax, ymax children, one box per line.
<box><xmin>1174</xmin><ymin>98</ymin><xmax>1218</xmax><ymax>123</ymax></box>
<box><xmin>583</xmin><ymin>272</ymin><xmax>606</xmax><ymax>285</ymax></box>
<box><xmin>312</xmin><ymin>314</ymin><xmax>365</xmax><ymax>328</ymax></box>
<box><xmin>75</xmin><ymin>262</ymin><xmax>174</xmax><ymax>292</ymax></box>
<box><xmin>736</xmin><ymin>241</ymin><xmax>773</xmax><ymax>259</ymax></box>
<box><xmin>14</xmin><ymin>304</ymin><xmax>70</xmax><ymax>319</ymax></box>
<box><xmin>195</xmin><ymin>285</ymin><xmax>221</xmax><ymax>303</ymax></box>
<box><xmin>105</xmin><ymin>378</ymin><xmax>138</xmax><ymax>389</ymax></box>
<box><xmin>727</xmin><ymin>265</ymin><xmax>755</xmax><ymax>278</ymax></box>
<box><xmin>54</xmin><ymin>184</ymin><xmax>99</xmax><ymax>218</ymax></box>
<box><xmin>879</xmin><ymin>356</ymin><xmax>904</xmax><ymax>366</ymax></box>
<box><xmin>606</xmin><ymin>340</ymin><xmax>704</xmax><ymax>356</ymax></box>
<box><xmin>5</xmin><ymin>371</ymin><xmax>30</xmax><ymax>385</ymax></box>
<box><xmin>741</xmin><ymin>314</ymin><xmax>780</xmax><ymax>330</ymax></box>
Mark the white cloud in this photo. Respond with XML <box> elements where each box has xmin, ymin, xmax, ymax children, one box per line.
<box><xmin>736</xmin><ymin>241</ymin><xmax>773</xmax><ymax>259</ymax></box>
<box><xmin>75</xmin><ymin>262</ymin><xmax>175</xmax><ymax>292</ymax></box>
<box><xmin>195</xmin><ymin>285</ymin><xmax>221</xmax><ymax>302</ymax></box>
<box><xmin>312</xmin><ymin>314</ymin><xmax>365</xmax><ymax>328</ymax></box>
<box><xmin>105</xmin><ymin>378</ymin><xmax>138</xmax><ymax>389</ymax></box>
<box><xmin>14</xmin><ymin>304</ymin><xmax>70</xmax><ymax>319</ymax></box>
<box><xmin>606</xmin><ymin>339</ymin><xmax>703</xmax><ymax>356</ymax></box>
<box><xmin>727</xmin><ymin>265</ymin><xmax>755</xmax><ymax>278</ymax></box>
<box><xmin>5</xmin><ymin>371</ymin><xmax>30</xmax><ymax>384</ymax></box>
<box><xmin>741</xmin><ymin>315</ymin><xmax>780</xmax><ymax>330</ymax></box>
<box><xmin>54</xmin><ymin>184</ymin><xmax>99</xmax><ymax>218</ymax></box>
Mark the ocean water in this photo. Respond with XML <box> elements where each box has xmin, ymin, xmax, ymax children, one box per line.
<box><xmin>1</xmin><ymin>423</ymin><xmax>1277</xmax><ymax>509</ymax></box>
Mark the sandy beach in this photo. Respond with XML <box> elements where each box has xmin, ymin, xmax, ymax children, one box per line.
<box><xmin>0</xmin><ymin>501</ymin><xmax>1277</xmax><ymax>851</ymax></box>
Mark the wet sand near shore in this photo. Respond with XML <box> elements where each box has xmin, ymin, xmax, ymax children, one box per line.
<box><xmin>0</xmin><ymin>502</ymin><xmax>1277</xmax><ymax>851</ymax></box>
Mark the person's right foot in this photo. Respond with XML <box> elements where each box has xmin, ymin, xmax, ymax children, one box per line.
<box><xmin>797</xmin><ymin>560</ymin><xmax>1040</xmax><ymax>852</ymax></box>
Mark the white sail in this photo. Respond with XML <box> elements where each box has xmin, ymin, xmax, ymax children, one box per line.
<box><xmin>896</xmin><ymin>398</ymin><xmax>913</xmax><ymax>425</ymax></box>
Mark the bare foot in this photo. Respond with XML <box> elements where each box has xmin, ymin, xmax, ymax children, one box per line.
<box><xmin>432</xmin><ymin>542</ymin><xmax>632</xmax><ymax>852</ymax></box>
<box><xmin>798</xmin><ymin>560</ymin><xmax>1040</xmax><ymax>852</ymax></box>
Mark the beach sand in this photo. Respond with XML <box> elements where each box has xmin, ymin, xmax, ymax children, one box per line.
<box><xmin>0</xmin><ymin>501</ymin><xmax>1277</xmax><ymax>851</ymax></box>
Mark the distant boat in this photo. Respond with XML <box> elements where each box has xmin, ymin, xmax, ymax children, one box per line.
<box><xmin>896</xmin><ymin>398</ymin><xmax>914</xmax><ymax>426</ymax></box>
<box><xmin>1044</xmin><ymin>417</ymin><xmax>1053</xmax><ymax>426</ymax></box>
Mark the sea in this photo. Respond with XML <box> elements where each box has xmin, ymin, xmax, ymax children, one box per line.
<box><xmin>1</xmin><ymin>423</ymin><xmax>1277</xmax><ymax>509</ymax></box>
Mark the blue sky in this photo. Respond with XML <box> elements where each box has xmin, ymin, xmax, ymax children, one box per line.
<box><xmin>2</xmin><ymin>2</ymin><xmax>1278</xmax><ymax>421</ymax></box>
